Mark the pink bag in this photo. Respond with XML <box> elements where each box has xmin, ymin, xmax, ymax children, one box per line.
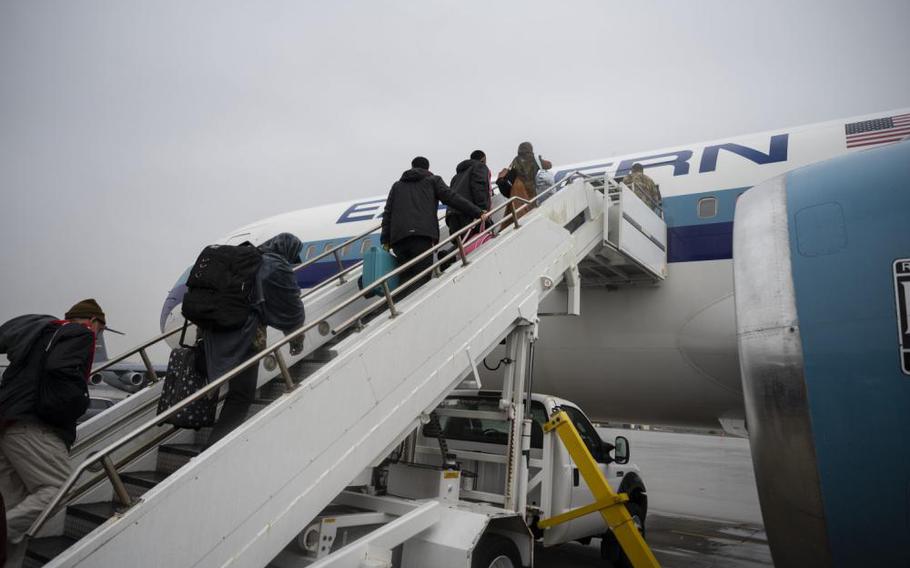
<box><xmin>463</xmin><ymin>221</ymin><xmax>493</xmax><ymax>255</ymax></box>
<box><xmin>463</xmin><ymin>179</ymin><xmax>495</xmax><ymax>256</ymax></box>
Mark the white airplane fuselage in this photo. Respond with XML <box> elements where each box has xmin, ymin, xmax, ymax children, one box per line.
<box><xmin>160</xmin><ymin>109</ymin><xmax>910</xmax><ymax>430</ymax></box>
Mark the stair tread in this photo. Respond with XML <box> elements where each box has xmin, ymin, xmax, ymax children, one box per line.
<box><xmin>158</xmin><ymin>443</ymin><xmax>205</xmax><ymax>457</ymax></box>
<box><xmin>121</xmin><ymin>470</ymin><xmax>170</xmax><ymax>487</ymax></box>
<box><xmin>26</xmin><ymin>535</ymin><xmax>77</xmax><ymax>561</ymax></box>
<box><xmin>67</xmin><ymin>501</ymin><xmax>128</xmax><ymax>523</ymax></box>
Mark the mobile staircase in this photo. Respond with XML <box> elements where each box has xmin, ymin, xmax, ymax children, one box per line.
<box><xmin>23</xmin><ymin>172</ymin><xmax>667</xmax><ymax>567</ymax></box>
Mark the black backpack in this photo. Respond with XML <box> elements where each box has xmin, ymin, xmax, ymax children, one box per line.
<box><xmin>182</xmin><ymin>244</ymin><xmax>263</xmax><ymax>331</ymax></box>
<box><xmin>36</xmin><ymin>322</ymin><xmax>91</xmax><ymax>428</ymax></box>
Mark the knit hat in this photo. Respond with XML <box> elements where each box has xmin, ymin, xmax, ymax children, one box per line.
<box><xmin>65</xmin><ymin>298</ymin><xmax>106</xmax><ymax>325</ymax></box>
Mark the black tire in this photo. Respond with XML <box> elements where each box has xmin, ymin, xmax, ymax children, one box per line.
<box><xmin>472</xmin><ymin>534</ymin><xmax>522</xmax><ymax>568</ymax></box>
<box><xmin>600</xmin><ymin>501</ymin><xmax>646</xmax><ymax>568</ymax></box>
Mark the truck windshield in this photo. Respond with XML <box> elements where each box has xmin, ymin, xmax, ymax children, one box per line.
<box><xmin>427</xmin><ymin>396</ymin><xmax>549</xmax><ymax>448</ymax></box>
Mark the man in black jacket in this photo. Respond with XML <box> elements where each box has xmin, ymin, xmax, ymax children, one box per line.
<box><xmin>446</xmin><ymin>150</ymin><xmax>492</xmax><ymax>236</ymax></box>
<box><xmin>381</xmin><ymin>156</ymin><xmax>488</xmax><ymax>298</ymax></box>
<box><xmin>0</xmin><ymin>299</ymin><xmax>104</xmax><ymax>565</ymax></box>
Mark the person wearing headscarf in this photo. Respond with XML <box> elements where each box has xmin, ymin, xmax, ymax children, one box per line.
<box><xmin>496</xmin><ymin>142</ymin><xmax>552</xmax><ymax>220</ymax></box>
<box><xmin>205</xmin><ymin>233</ymin><xmax>305</xmax><ymax>445</ymax></box>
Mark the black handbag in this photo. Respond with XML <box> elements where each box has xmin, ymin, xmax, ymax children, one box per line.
<box><xmin>496</xmin><ymin>169</ymin><xmax>515</xmax><ymax>198</ymax></box>
<box><xmin>156</xmin><ymin>323</ymin><xmax>217</xmax><ymax>429</ymax></box>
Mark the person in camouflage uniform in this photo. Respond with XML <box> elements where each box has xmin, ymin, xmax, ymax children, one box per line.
<box><xmin>623</xmin><ymin>163</ymin><xmax>661</xmax><ymax>211</ymax></box>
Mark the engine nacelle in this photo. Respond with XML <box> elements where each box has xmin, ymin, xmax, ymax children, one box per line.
<box><xmin>100</xmin><ymin>371</ymin><xmax>147</xmax><ymax>394</ymax></box>
<box><xmin>89</xmin><ymin>371</ymin><xmax>116</xmax><ymax>386</ymax></box>
<box><xmin>120</xmin><ymin>371</ymin><xmax>146</xmax><ymax>387</ymax></box>
<box><xmin>734</xmin><ymin>140</ymin><xmax>910</xmax><ymax>567</ymax></box>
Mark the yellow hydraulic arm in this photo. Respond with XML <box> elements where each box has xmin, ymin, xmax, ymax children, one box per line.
<box><xmin>538</xmin><ymin>410</ymin><xmax>660</xmax><ymax>568</ymax></box>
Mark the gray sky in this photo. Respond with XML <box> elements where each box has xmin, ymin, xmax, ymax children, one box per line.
<box><xmin>2</xmin><ymin>0</ymin><xmax>909</xmax><ymax>361</ymax></box>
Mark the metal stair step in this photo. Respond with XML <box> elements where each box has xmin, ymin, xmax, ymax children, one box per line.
<box><xmin>194</xmin><ymin>426</ymin><xmax>214</xmax><ymax>446</ymax></box>
<box><xmin>256</xmin><ymin>378</ymin><xmax>288</xmax><ymax>401</ymax></box>
<box><xmin>121</xmin><ymin>470</ymin><xmax>171</xmax><ymax>499</ymax></box>
<box><xmin>302</xmin><ymin>347</ymin><xmax>338</xmax><ymax>363</ymax></box>
<box><xmin>64</xmin><ymin>501</ymin><xmax>127</xmax><ymax>539</ymax></box>
<box><xmin>192</xmin><ymin>402</ymin><xmax>271</xmax><ymax>446</ymax></box>
<box><xmin>290</xmin><ymin>360</ymin><xmax>330</xmax><ymax>381</ymax></box>
<box><xmin>157</xmin><ymin>443</ymin><xmax>205</xmax><ymax>474</ymax></box>
<box><xmin>25</xmin><ymin>535</ymin><xmax>77</xmax><ymax>567</ymax></box>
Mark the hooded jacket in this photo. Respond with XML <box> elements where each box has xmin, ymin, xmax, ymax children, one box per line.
<box><xmin>0</xmin><ymin>314</ymin><xmax>95</xmax><ymax>447</ymax></box>
<box><xmin>256</xmin><ymin>233</ymin><xmax>306</xmax><ymax>333</ymax></box>
<box><xmin>381</xmin><ymin>168</ymin><xmax>483</xmax><ymax>246</ymax></box>
<box><xmin>203</xmin><ymin>233</ymin><xmax>306</xmax><ymax>382</ymax></box>
<box><xmin>446</xmin><ymin>159</ymin><xmax>491</xmax><ymax>231</ymax></box>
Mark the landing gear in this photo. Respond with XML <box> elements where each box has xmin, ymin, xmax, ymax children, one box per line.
<box><xmin>472</xmin><ymin>535</ymin><xmax>522</xmax><ymax>568</ymax></box>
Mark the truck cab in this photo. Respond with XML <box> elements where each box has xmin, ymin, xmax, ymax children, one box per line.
<box><xmin>414</xmin><ymin>390</ymin><xmax>647</xmax><ymax>556</ymax></box>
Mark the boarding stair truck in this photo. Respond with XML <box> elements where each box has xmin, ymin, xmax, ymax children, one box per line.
<box><xmin>23</xmin><ymin>173</ymin><xmax>666</xmax><ymax>568</ymax></box>
<box><xmin>277</xmin><ymin>388</ymin><xmax>649</xmax><ymax>567</ymax></box>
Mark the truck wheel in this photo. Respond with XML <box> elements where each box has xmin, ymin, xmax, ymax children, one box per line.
<box><xmin>472</xmin><ymin>535</ymin><xmax>521</xmax><ymax>568</ymax></box>
<box><xmin>600</xmin><ymin>502</ymin><xmax>646</xmax><ymax>567</ymax></box>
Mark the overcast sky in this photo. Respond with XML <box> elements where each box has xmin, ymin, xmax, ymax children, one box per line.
<box><xmin>1</xmin><ymin>0</ymin><xmax>908</xmax><ymax>362</ymax></box>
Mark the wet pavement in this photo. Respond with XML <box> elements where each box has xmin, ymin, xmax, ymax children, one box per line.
<box><xmin>535</xmin><ymin>427</ymin><xmax>773</xmax><ymax>567</ymax></box>
<box><xmin>537</xmin><ymin>513</ymin><xmax>771</xmax><ymax>567</ymax></box>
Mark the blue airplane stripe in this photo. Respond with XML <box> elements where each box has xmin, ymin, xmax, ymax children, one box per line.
<box><xmin>296</xmin><ymin>259</ymin><xmax>362</xmax><ymax>289</ymax></box>
<box><xmin>667</xmin><ymin>222</ymin><xmax>733</xmax><ymax>262</ymax></box>
<box><xmin>661</xmin><ymin>186</ymin><xmax>748</xmax><ymax>227</ymax></box>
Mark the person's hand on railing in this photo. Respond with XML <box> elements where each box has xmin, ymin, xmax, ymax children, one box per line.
<box><xmin>479</xmin><ymin>210</ymin><xmax>491</xmax><ymax>225</ymax></box>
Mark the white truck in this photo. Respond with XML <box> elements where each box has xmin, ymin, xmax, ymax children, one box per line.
<box><xmin>274</xmin><ymin>389</ymin><xmax>648</xmax><ymax>568</ymax></box>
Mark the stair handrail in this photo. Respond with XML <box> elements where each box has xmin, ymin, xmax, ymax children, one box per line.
<box><xmin>89</xmin><ymin>221</ymin><xmax>386</xmax><ymax>382</ymax></box>
<box><xmin>30</xmin><ymin>170</ymin><xmax>594</xmax><ymax>538</ymax></box>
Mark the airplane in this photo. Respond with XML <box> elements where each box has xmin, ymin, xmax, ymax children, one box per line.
<box><xmin>158</xmin><ymin>108</ymin><xmax>910</xmax><ymax>437</ymax></box>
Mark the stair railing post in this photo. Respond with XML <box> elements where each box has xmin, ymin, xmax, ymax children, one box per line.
<box><xmin>332</xmin><ymin>250</ymin><xmax>347</xmax><ymax>283</ymax></box>
<box><xmin>382</xmin><ymin>282</ymin><xmax>399</xmax><ymax>318</ymax></box>
<box><xmin>101</xmin><ymin>455</ymin><xmax>132</xmax><ymax>507</ymax></box>
<box><xmin>138</xmin><ymin>348</ymin><xmax>159</xmax><ymax>383</ymax></box>
<box><xmin>274</xmin><ymin>350</ymin><xmax>295</xmax><ymax>392</ymax></box>
<box><xmin>455</xmin><ymin>236</ymin><xmax>470</xmax><ymax>267</ymax></box>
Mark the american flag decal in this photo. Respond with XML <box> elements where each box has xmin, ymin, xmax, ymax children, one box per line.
<box><xmin>845</xmin><ymin>113</ymin><xmax>910</xmax><ymax>148</ymax></box>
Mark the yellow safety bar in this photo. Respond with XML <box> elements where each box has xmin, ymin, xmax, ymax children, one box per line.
<box><xmin>538</xmin><ymin>411</ymin><xmax>660</xmax><ymax>568</ymax></box>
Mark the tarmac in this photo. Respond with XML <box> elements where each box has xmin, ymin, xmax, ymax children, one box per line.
<box><xmin>536</xmin><ymin>428</ymin><xmax>773</xmax><ymax>567</ymax></box>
